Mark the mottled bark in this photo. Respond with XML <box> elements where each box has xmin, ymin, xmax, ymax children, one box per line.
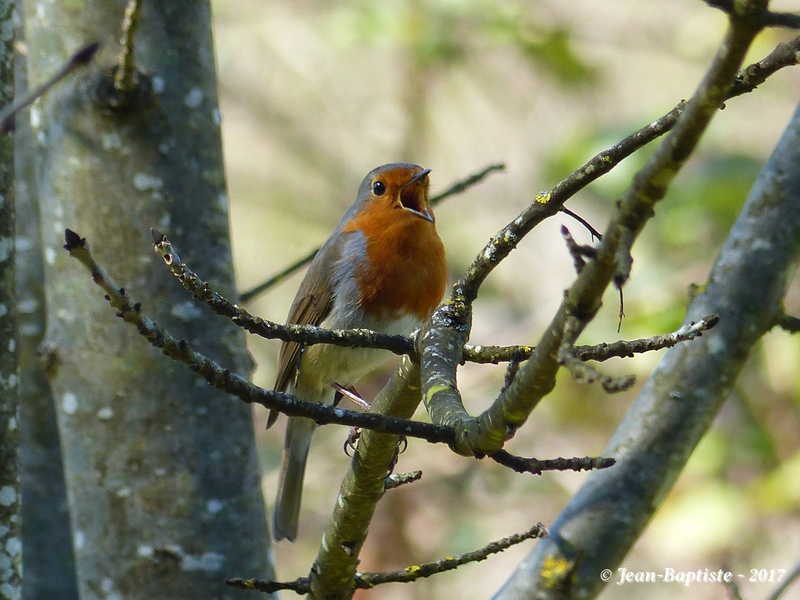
<box><xmin>0</xmin><ymin>1</ymin><xmax>21</xmax><ymax>599</ymax></box>
<box><xmin>15</xmin><ymin>6</ymin><xmax>79</xmax><ymax>596</ymax></box>
<box><xmin>22</xmin><ymin>1</ymin><xmax>272</xmax><ymax>598</ymax></box>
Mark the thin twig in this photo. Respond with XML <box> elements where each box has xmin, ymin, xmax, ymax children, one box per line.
<box><xmin>226</xmin><ymin>523</ymin><xmax>547</xmax><ymax>594</ymax></box>
<box><xmin>460</xmin><ymin>314</ymin><xmax>720</xmax><ymax>365</ymax></box>
<box><xmin>225</xmin><ymin>577</ymin><xmax>310</xmax><ymax>595</ymax></box>
<box><xmin>384</xmin><ymin>470</ymin><xmax>423</xmax><ymax>491</ymax></box>
<box><xmin>561</xmin><ymin>207</ymin><xmax>603</xmax><ymax>241</ymax></box>
<box><xmin>561</xmin><ymin>355</ymin><xmax>637</xmax><ymax>393</ymax></box>
<box><xmin>0</xmin><ymin>42</ymin><xmax>99</xmax><ymax>134</ymax></box>
<box><xmin>355</xmin><ymin>523</ymin><xmax>549</xmax><ymax>586</ymax></box>
<box><xmin>489</xmin><ymin>452</ymin><xmax>616</xmax><ymax>475</ymax></box>
<box><xmin>151</xmin><ymin>229</ymin><xmax>415</xmax><ymax>357</ymax></box>
<box><xmin>573</xmin><ymin>314</ymin><xmax>720</xmax><ymax>362</ymax></box>
<box><xmin>775</xmin><ymin>312</ymin><xmax>800</xmax><ymax>333</ymax></box>
<box><xmin>114</xmin><ymin>0</ymin><xmax>144</xmax><ymax>93</ymax></box>
<box><xmin>438</xmin><ymin>34</ymin><xmax>800</xmax><ymax>311</ymax></box>
<box><xmin>68</xmin><ymin>228</ymin><xmax>599</xmax><ymax>473</ymax></box>
<box><xmin>558</xmin><ymin>316</ymin><xmax>637</xmax><ymax>393</ymax></box>
<box><xmin>238</xmin><ymin>247</ymin><xmax>318</xmax><ymax>303</ymax></box>
<box><xmin>765</xmin><ymin>557</ymin><xmax>800</xmax><ymax>600</ymax></box>
<box><xmin>422</xmin><ymin>1</ymin><xmax>773</xmax><ymax>457</ymax></box>
<box><xmin>63</xmin><ymin>229</ymin><xmax>449</xmax><ymax>443</ymax></box>
<box><xmin>705</xmin><ymin>0</ymin><xmax>800</xmax><ymax>28</ymax></box>
<box><xmin>153</xmin><ymin>227</ymin><xmax>717</xmax><ymax>382</ymax></box>
<box><xmin>93</xmin><ymin>0</ymin><xmax>153</xmax><ymax>111</ymax></box>
<box><xmin>430</xmin><ymin>162</ymin><xmax>505</xmax><ymax>206</ymax></box>
<box><xmin>561</xmin><ymin>225</ymin><xmax>597</xmax><ymax>273</ymax></box>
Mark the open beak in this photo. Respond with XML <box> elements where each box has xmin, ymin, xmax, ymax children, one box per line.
<box><xmin>399</xmin><ymin>168</ymin><xmax>434</xmax><ymax>222</ymax></box>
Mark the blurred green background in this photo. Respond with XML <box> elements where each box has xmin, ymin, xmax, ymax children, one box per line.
<box><xmin>211</xmin><ymin>1</ymin><xmax>800</xmax><ymax>598</ymax></box>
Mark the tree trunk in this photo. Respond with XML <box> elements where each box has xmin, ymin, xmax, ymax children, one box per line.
<box><xmin>15</xmin><ymin>5</ymin><xmax>80</xmax><ymax>597</ymax></box>
<box><xmin>22</xmin><ymin>1</ymin><xmax>273</xmax><ymax>597</ymax></box>
<box><xmin>0</xmin><ymin>1</ymin><xmax>22</xmax><ymax>598</ymax></box>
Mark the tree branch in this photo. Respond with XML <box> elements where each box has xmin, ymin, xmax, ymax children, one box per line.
<box><xmin>422</xmin><ymin>0</ymin><xmax>771</xmax><ymax>457</ymax></box>
<box><xmin>63</xmin><ymin>229</ymin><xmax>451</xmax><ymax>444</ymax></box>
<box><xmin>310</xmin><ymin>357</ymin><xmax>424</xmax><ymax>597</ymax></box>
<box><xmin>489</xmin><ymin>452</ymin><xmax>616</xmax><ymax>475</ymax></box>
<box><xmin>151</xmin><ymin>229</ymin><xmax>416</xmax><ymax>357</ymax></box>
<box><xmin>92</xmin><ymin>0</ymin><xmax>154</xmax><ymax>111</ymax></box>
<box><xmin>113</xmin><ymin>0</ymin><xmax>144</xmax><ymax>93</ymax></box>
<box><xmin>774</xmin><ymin>311</ymin><xmax>800</xmax><ymax>333</ymax></box>
<box><xmin>463</xmin><ymin>314</ymin><xmax>719</xmax><ymax>364</ymax></box>
<box><xmin>355</xmin><ymin>523</ymin><xmax>549</xmax><ymax>586</ymax></box>
<box><xmin>705</xmin><ymin>0</ymin><xmax>800</xmax><ymax>28</ymax></box>
<box><xmin>0</xmin><ymin>41</ymin><xmax>98</xmax><ymax>134</ymax></box>
<box><xmin>228</xmin><ymin>523</ymin><xmax>549</xmax><ymax>595</ymax></box>
<box><xmin>69</xmin><ymin>228</ymin><xmax>613</xmax><ymax>480</ymax></box>
<box><xmin>496</xmin><ymin>43</ymin><xmax>800</xmax><ymax>600</ymax></box>
<box><xmin>418</xmin><ymin>32</ymin><xmax>800</xmax><ymax>435</ymax></box>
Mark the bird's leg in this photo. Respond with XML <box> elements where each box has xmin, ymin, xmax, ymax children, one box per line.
<box><xmin>332</xmin><ymin>383</ymin><xmax>406</xmax><ymax>472</ymax></box>
<box><xmin>333</xmin><ymin>383</ymin><xmax>370</xmax><ymax>456</ymax></box>
<box><xmin>343</xmin><ymin>428</ymin><xmax>360</xmax><ymax>456</ymax></box>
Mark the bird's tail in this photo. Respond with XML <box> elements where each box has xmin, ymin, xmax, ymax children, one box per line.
<box><xmin>273</xmin><ymin>416</ymin><xmax>317</xmax><ymax>542</ymax></box>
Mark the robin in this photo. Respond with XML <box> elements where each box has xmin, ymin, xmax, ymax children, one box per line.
<box><xmin>267</xmin><ymin>163</ymin><xmax>447</xmax><ymax>541</ymax></box>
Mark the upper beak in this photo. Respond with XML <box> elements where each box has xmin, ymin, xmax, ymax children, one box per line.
<box><xmin>400</xmin><ymin>168</ymin><xmax>434</xmax><ymax>222</ymax></box>
<box><xmin>407</xmin><ymin>168</ymin><xmax>432</xmax><ymax>186</ymax></box>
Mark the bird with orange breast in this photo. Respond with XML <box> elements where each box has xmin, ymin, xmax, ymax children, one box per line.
<box><xmin>267</xmin><ymin>163</ymin><xmax>447</xmax><ymax>541</ymax></box>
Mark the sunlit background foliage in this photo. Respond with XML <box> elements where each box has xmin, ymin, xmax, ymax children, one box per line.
<box><xmin>212</xmin><ymin>1</ymin><xmax>800</xmax><ymax>598</ymax></box>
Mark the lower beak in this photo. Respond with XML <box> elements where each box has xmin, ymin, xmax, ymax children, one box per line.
<box><xmin>402</xmin><ymin>169</ymin><xmax>435</xmax><ymax>222</ymax></box>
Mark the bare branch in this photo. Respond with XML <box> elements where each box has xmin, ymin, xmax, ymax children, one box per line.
<box><xmin>114</xmin><ymin>0</ymin><xmax>144</xmax><ymax>93</ymax></box>
<box><xmin>72</xmin><ymin>227</ymin><xmax>623</xmax><ymax>478</ymax></box>
<box><xmin>151</xmin><ymin>229</ymin><xmax>416</xmax><ymax>357</ymax></box>
<box><xmin>383</xmin><ymin>470</ymin><xmax>423</xmax><ymax>491</ymax></box>
<box><xmin>310</xmin><ymin>357</ymin><xmax>424</xmax><ymax>597</ymax></box>
<box><xmin>561</xmin><ymin>355</ymin><xmax>637</xmax><ymax>393</ymax></box>
<box><xmin>63</xmin><ymin>229</ymin><xmax>453</xmax><ymax>444</ymax></box>
<box><xmin>775</xmin><ymin>311</ymin><xmax>800</xmax><ymax>333</ymax></box>
<box><xmin>765</xmin><ymin>556</ymin><xmax>800</xmax><ymax>600</ymax></box>
<box><xmin>434</xmin><ymin>34</ymin><xmax>800</xmax><ymax>313</ymax></box>
<box><xmin>561</xmin><ymin>225</ymin><xmax>597</xmax><ymax>273</ymax></box>
<box><xmin>500</xmin><ymin>18</ymin><xmax>800</xmax><ymax>600</ymax></box>
<box><xmin>489</xmin><ymin>452</ymin><xmax>616</xmax><ymax>475</ymax></box>
<box><xmin>430</xmin><ymin>162</ymin><xmax>506</xmax><ymax>206</ymax></box>
<box><xmin>422</xmin><ymin>0</ymin><xmax>771</xmax><ymax>457</ymax></box>
<box><xmin>0</xmin><ymin>41</ymin><xmax>99</xmax><ymax>134</ymax></box>
<box><xmin>705</xmin><ymin>0</ymin><xmax>800</xmax><ymax>28</ymax></box>
<box><xmin>355</xmin><ymin>523</ymin><xmax>549</xmax><ymax>586</ymax></box>
<box><xmin>227</xmin><ymin>523</ymin><xmax>547</xmax><ymax>595</ymax></box>
<box><xmin>561</xmin><ymin>207</ymin><xmax>603</xmax><ymax>241</ymax></box>
<box><xmin>225</xmin><ymin>576</ymin><xmax>310</xmax><ymax>595</ymax></box>
<box><xmin>573</xmin><ymin>314</ymin><xmax>720</xmax><ymax>361</ymax></box>
<box><xmin>462</xmin><ymin>343</ymin><xmax>535</xmax><ymax>365</ymax></box>
<box><xmin>238</xmin><ymin>246</ymin><xmax>318</xmax><ymax>303</ymax></box>
<box><xmin>92</xmin><ymin>0</ymin><xmax>154</xmax><ymax>111</ymax></box>
<box><xmin>463</xmin><ymin>314</ymin><xmax>720</xmax><ymax>365</ymax></box>
<box><xmin>230</xmin><ymin>536</ymin><xmax>556</xmax><ymax>597</ymax></box>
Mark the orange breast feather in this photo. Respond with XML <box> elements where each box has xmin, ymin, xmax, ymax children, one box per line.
<box><xmin>343</xmin><ymin>204</ymin><xmax>446</xmax><ymax>322</ymax></box>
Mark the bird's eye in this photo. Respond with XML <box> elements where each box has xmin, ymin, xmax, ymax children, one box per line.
<box><xmin>372</xmin><ymin>180</ymin><xmax>386</xmax><ymax>196</ymax></box>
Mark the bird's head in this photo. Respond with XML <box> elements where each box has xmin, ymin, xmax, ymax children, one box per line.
<box><xmin>351</xmin><ymin>163</ymin><xmax>435</xmax><ymax>224</ymax></box>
